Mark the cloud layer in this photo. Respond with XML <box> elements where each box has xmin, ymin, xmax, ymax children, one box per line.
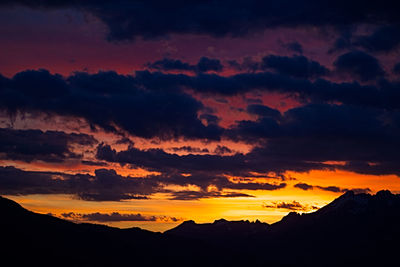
<box><xmin>2</xmin><ymin>1</ymin><xmax>400</xmax><ymax>41</ymax></box>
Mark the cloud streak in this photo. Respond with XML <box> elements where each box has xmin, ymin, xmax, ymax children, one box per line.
<box><xmin>294</xmin><ymin>183</ymin><xmax>371</xmax><ymax>194</ymax></box>
<box><xmin>262</xmin><ymin>200</ymin><xmax>318</xmax><ymax>211</ymax></box>
<box><xmin>61</xmin><ymin>211</ymin><xmax>181</xmax><ymax>222</ymax></box>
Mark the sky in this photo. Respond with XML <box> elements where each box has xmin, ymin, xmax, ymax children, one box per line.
<box><xmin>1</xmin><ymin>1</ymin><xmax>400</xmax><ymax>232</ymax></box>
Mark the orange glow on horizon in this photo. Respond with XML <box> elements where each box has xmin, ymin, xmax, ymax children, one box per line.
<box><xmin>5</xmin><ymin>169</ymin><xmax>399</xmax><ymax>232</ymax></box>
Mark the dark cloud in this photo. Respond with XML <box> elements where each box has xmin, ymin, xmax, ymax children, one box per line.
<box><xmin>283</xmin><ymin>41</ymin><xmax>303</xmax><ymax>54</ymax></box>
<box><xmin>228</xmin><ymin>57</ymin><xmax>260</xmax><ymax>72</ymax></box>
<box><xmin>355</xmin><ymin>26</ymin><xmax>400</xmax><ymax>53</ymax></box>
<box><xmin>2</xmin><ymin>1</ymin><xmax>400</xmax><ymax>41</ymax></box>
<box><xmin>331</xmin><ymin>34</ymin><xmax>352</xmax><ymax>53</ymax></box>
<box><xmin>214</xmin><ymin>145</ymin><xmax>232</xmax><ymax>155</ymax></box>
<box><xmin>96</xmin><ymin>144</ymin><xmax>288</xmax><ymax>190</ymax></box>
<box><xmin>96</xmin><ymin>143</ymin><xmax>247</xmax><ymax>174</ymax></box>
<box><xmin>330</xmin><ymin>26</ymin><xmax>400</xmax><ymax>53</ymax></box>
<box><xmin>0</xmin><ymin>164</ymin><xmax>286</xmax><ymax>201</ymax></box>
<box><xmin>0</xmin><ymin>166</ymin><xmax>160</xmax><ymax>201</ymax></box>
<box><xmin>61</xmin><ymin>211</ymin><xmax>181</xmax><ymax>222</ymax></box>
<box><xmin>247</xmin><ymin>104</ymin><xmax>282</xmax><ymax>119</ymax></box>
<box><xmin>231</xmin><ymin>103</ymin><xmax>400</xmax><ymax>176</ymax></box>
<box><xmin>147</xmin><ymin>58</ymin><xmax>194</xmax><ymax>72</ymax></box>
<box><xmin>294</xmin><ymin>182</ymin><xmax>371</xmax><ymax>194</ymax></box>
<box><xmin>196</xmin><ymin>57</ymin><xmax>223</xmax><ymax>72</ymax></box>
<box><xmin>223</xmin><ymin>180</ymin><xmax>286</xmax><ymax>191</ymax></box>
<box><xmin>115</xmin><ymin>137</ymin><xmax>134</xmax><ymax>145</ymax></box>
<box><xmin>0</xmin><ymin>128</ymin><xmax>97</xmax><ymax>162</ymax></box>
<box><xmin>0</xmin><ymin>69</ymin><xmax>223</xmax><ymax>140</ymax></box>
<box><xmin>199</xmin><ymin>114</ymin><xmax>221</xmax><ymax>125</ymax></box>
<box><xmin>316</xmin><ymin>185</ymin><xmax>342</xmax><ymax>193</ymax></box>
<box><xmin>170</xmin><ymin>146</ymin><xmax>209</xmax><ymax>153</ymax></box>
<box><xmin>226</xmin><ymin>55</ymin><xmax>329</xmax><ymax>79</ymax></box>
<box><xmin>134</xmin><ymin>69</ymin><xmax>310</xmax><ymax>95</ymax></box>
<box><xmin>347</xmin><ymin>188</ymin><xmax>372</xmax><ymax>194</ymax></box>
<box><xmin>81</xmin><ymin>160</ymin><xmax>108</xmax><ymax>166</ymax></box>
<box><xmin>147</xmin><ymin>57</ymin><xmax>223</xmax><ymax>73</ymax></box>
<box><xmin>261</xmin><ymin>55</ymin><xmax>329</xmax><ymax>79</ymax></box>
<box><xmin>169</xmin><ymin>190</ymin><xmax>254</xmax><ymax>200</ymax></box>
<box><xmin>4</xmin><ymin>65</ymin><xmax>399</xmax><ymax>178</ymax></box>
<box><xmin>246</xmin><ymin>98</ymin><xmax>263</xmax><ymax>104</ymax></box>
<box><xmin>333</xmin><ymin>51</ymin><xmax>385</xmax><ymax>81</ymax></box>
<box><xmin>294</xmin><ymin>183</ymin><xmax>314</xmax><ymax>191</ymax></box>
<box><xmin>61</xmin><ymin>212</ymin><xmax>157</xmax><ymax>222</ymax></box>
<box><xmin>1</xmin><ymin>65</ymin><xmax>400</xmax><ymax>180</ymax></box>
<box><xmin>262</xmin><ymin>200</ymin><xmax>315</xmax><ymax>211</ymax></box>
<box><xmin>393</xmin><ymin>62</ymin><xmax>400</xmax><ymax>75</ymax></box>
<box><xmin>317</xmin><ymin>186</ymin><xmax>371</xmax><ymax>194</ymax></box>
<box><xmin>134</xmin><ymin>69</ymin><xmax>400</xmax><ymax>110</ymax></box>
<box><xmin>95</xmin><ymin>100</ymin><xmax>400</xmax><ymax>178</ymax></box>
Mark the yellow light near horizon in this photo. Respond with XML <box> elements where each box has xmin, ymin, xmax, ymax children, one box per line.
<box><xmin>4</xmin><ymin>169</ymin><xmax>400</xmax><ymax>232</ymax></box>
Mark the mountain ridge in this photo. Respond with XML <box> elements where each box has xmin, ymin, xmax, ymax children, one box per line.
<box><xmin>1</xmin><ymin>190</ymin><xmax>400</xmax><ymax>267</ymax></box>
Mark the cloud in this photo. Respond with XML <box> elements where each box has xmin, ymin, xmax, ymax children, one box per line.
<box><xmin>294</xmin><ymin>182</ymin><xmax>371</xmax><ymax>194</ymax></box>
<box><xmin>61</xmin><ymin>212</ymin><xmax>156</xmax><ymax>222</ymax></box>
<box><xmin>196</xmin><ymin>57</ymin><xmax>223</xmax><ymax>72</ymax></box>
<box><xmin>0</xmin><ymin>165</ymin><xmax>286</xmax><ymax>201</ymax></box>
<box><xmin>2</xmin><ymin>67</ymin><xmax>400</xmax><ymax>178</ymax></box>
<box><xmin>333</xmin><ymin>51</ymin><xmax>385</xmax><ymax>81</ymax></box>
<box><xmin>199</xmin><ymin>114</ymin><xmax>221</xmax><ymax>125</ymax></box>
<box><xmin>0</xmin><ymin>128</ymin><xmax>97</xmax><ymax>162</ymax></box>
<box><xmin>96</xmin><ymin>144</ymin><xmax>288</xmax><ymax>191</ymax></box>
<box><xmin>60</xmin><ymin>211</ymin><xmax>181</xmax><ymax>222</ymax></box>
<box><xmin>226</xmin><ymin>55</ymin><xmax>329</xmax><ymax>79</ymax></box>
<box><xmin>134</xmin><ymin>69</ymin><xmax>400</xmax><ymax>109</ymax></box>
<box><xmin>94</xmin><ymin>101</ymin><xmax>400</xmax><ymax>178</ymax></box>
<box><xmin>247</xmin><ymin>104</ymin><xmax>282</xmax><ymax>119</ymax></box>
<box><xmin>170</xmin><ymin>146</ymin><xmax>209</xmax><ymax>153</ymax></box>
<box><xmin>262</xmin><ymin>200</ymin><xmax>317</xmax><ymax>211</ymax></box>
<box><xmin>4</xmin><ymin>67</ymin><xmax>400</xmax><ymax>134</ymax></box>
<box><xmin>355</xmin><ymin>26</ymin><xmax>400</xmax><ymax>53</ymax></box>
<box><xmin>261</xmin><ymin>55</ymin><xmax>329</xmax><ymax>79</ymax></box>
<box><xmin>228</xmin><ymin>57</ymin><xmax>260</xmax><ymax>72</ymax></box>
<box><xmin>230</xmin><ymin>103</ymin><xmax>400</xmax><ymax>176</ymax></box>
<box><xmin>0</xmin><ymin>69</ymin><xmax>223</xmax><ymax>140</ymax></box>
<box><xmin>95</xmin><ymin>143</ymin><xmax>247</xmax><ymax>174</ymax></box>
<box><xmin>147</xmin><ymin>58</ymin><xmax>194</xmax><ymax>72</ymax></box>
<box><xmin>0</xmin><ymin>166</ymin><xmax>160</xmax><ymax>201</ymax></box>
<box><xmin>317</xmin><ymin>186</ymin><xmax>371</xmax><ymax>194</ymax></box>
<box><xmin>393</xmin><ymin>62</ymin><xmax>400</xmax><ymax>75</ymax></box>
<box><xmin>316</xmin><ymin>185</ymin><xmax>342</xmax><ymax>193</ymax></box>
<box><xmin>147</xmin><ymin>57</ymin><xmax>223</xmax><ymax>73</ymax></box>
<box><xmin>283</xmin><ymin>41</ymin><xmax>303</xmax><ymax>54</ymax></box>
<box><xmin>2</xmin><ymin>1</ymin><xmax>400</xmax><ymax>41</ymax></box>
<box><xmin>294</xmin><ymin>183</ymin><xmax>313</xmax><ymax>191</ymax></box>
<box><xmin>80</xmin><ymin>160</ymin><xmax>108</xmax><ymax>166</ymax></box>
<box><xmin>169</xmin><ymin>190</ymin><xmax>254</xmax><ymax>200</ymax></box>
<box><xmin>214</xmin><ymin>145</ymin><xmax>233</xmax><ymax>155</ymax></box>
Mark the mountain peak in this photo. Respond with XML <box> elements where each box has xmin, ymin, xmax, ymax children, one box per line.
<box><xmin>376</xmin><ymin>189</ymin><xmax>394</xmax><ymax>199</ymax></box>
<box><xmin>180</xmin><ymin>220</ymin><xmax>196</xmax><ymax>225</ymax></box>
<box><xmin>341</xmin><ymin>189</ymin><xmax>355</xmax><ymax>197</ymax></box>
<box><xmin>213</xmin><ymin>218</ymin><xmax>228</xmax><ymax>224</ymax></box>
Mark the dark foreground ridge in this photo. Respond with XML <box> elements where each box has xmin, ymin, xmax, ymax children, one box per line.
<box><xmin>1</xmin><ymin>190</ymin><xmax>400</xmax><ymax>267</ymax></box>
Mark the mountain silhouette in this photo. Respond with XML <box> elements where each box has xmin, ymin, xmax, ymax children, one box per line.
<box><xmin>165</xmin><ymin>218</ymin><xmax>269</xmax><ymax>241</ymax></box>
<box><xmin>1</xmin><ymin>191</ymin><xmax>399</xmax><ymax>267</ymax></box>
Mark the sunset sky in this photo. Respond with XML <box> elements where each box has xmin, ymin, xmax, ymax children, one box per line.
<box><xmin>1</xmin><ymin>1</ymin><xmax>400</xmax><ymax>232</ymax></box>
